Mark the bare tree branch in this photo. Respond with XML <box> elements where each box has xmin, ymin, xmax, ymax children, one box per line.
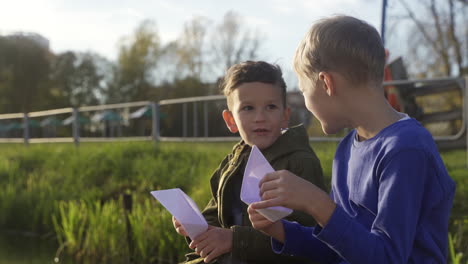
<box><xmin>398</xmin><ymin>0</ymin><xmax>444</xmax><ymax>61</ymax></box>
<box><xmin>448</xmin><ymin>0</ymin><xmax>464</xmax><ymax>75</ymax></box>
<box><xmin>429</xmin><ymin>0</ymin><xmax>451</xmax><ymax>74</ymax></box>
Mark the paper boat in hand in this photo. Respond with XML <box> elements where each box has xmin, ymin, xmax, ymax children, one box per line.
<box><xmin>150</xmin><ymin>188</ymin><xmax>208</xmax><ymax>240</ymax></box>
<box><xmin>241</xmin><ymin>145</ymin><xmax>292</xmax><ymax>222</ymax></box>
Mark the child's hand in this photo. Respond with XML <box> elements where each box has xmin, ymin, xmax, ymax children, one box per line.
<box><xmin>172</xmin><ymin>216</ymin><xmax>188</xmax><ymax>237</ymax></box>
<box><xmin>256</xmin><ymin>170</ymin><xmax>316</xmax><ymax>211</ymax></box>
<box><xmin>247</xmin><ymin>204</ymin><xmax>274</xmax><ymax>230</ymax></box>
<box><xmin>252</xmin><ymin>170</ymin><xmax>336</xmax><ymax>227</ymax></box>
<box><xmin>189</xmin><ymin>226</ymin><xmax>232</xmax><ymax>263</ymax></box>
<box><xmin>247</xmin><ymin>205</ymin><xmax>285</xmax><ymax>242</ymax></box>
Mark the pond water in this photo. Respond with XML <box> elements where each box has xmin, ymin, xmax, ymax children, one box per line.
<box><xmin>0</xmin><ymin>232</ymin><xmax>72</xmax><ymax>264</ymax></box>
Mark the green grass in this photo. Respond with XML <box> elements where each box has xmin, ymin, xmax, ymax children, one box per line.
<box><xmin>0</xmin><ymin>141</ymin><xmax>466</xmax><ymax>263</ymax></box>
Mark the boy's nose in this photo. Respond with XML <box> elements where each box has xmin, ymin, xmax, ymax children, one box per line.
<box><xmin>254</xmin><ymin>110</ymin><xmax>266</xmax><ymax>122</ymax></box>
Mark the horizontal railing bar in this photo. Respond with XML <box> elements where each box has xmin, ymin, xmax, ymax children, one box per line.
<box><xmin>383</xmin><ymin>77</ymin><xmax>463</xmax><ymax>86</ymax></box>
<box><xmin>159</xmin><ymin>95</ymin><xmax>225</xmax><ymax>105</ymax></box>
<box><xmin>0</xmin><ymin>138</ymin><xmax>24</xmax><ymax>143</ymax></box>
<box><xmin>159</xmin><ymin>136</ymin><xmax>240</xmax><ymax>142</ymax></box>
<box><xmin>28</xmin><ymin>108</ymin><xmax>74</xmax><ymax>118</ymax></box>
<box><xmin>420</xmin><ymin>109</ymin><xmax>462</xmax><ymax>123</ymax></box>
<box><xmin>0</xmin><ymin>113</ymin><xmax>24</xmax><ymax>120</ymax></box>
<box><xmin>80</xmin><ymin>137</ymin><xmax>153</xmax><ymax>142</ymax></box>
<box><xmin>79</xmin><ymin>101</ymin><xmax>151</xmax><ymax>112</ymax></box>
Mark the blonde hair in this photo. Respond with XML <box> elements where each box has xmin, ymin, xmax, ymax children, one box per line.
<box><xmin>294</xmin><ymin>15</ymin><xmax>386</xmax><ymax>86</ymax></box>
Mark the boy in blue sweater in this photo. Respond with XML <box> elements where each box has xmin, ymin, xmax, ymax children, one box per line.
<box><xmin>247</xmin><ymin>15</ymin><xmax>456</xmax><ymax>263</ymax></box>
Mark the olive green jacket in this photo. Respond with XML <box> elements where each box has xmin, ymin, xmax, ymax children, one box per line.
<box><xmin>184</xmin><ymin>125</ymin><xmax>325</xmax><ymax>264</ymax></box>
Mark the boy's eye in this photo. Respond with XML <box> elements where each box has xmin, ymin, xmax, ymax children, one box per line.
<box><xmin>241</xmin><ymin>106</ymin><xmax>253</xmax><ymax>111</ymax></box>
<box><xmin>266</xmin><ymin>104</ymin><xmax>278</xmax><ymax>110</ymax></box>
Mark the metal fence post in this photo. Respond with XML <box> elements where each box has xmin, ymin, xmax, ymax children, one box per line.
<box><xmin>193</xmin><ymin>102</ymin><xmax>198</xmax><ymax>137</ymax></box>
<box><xmin>465</xmin><ymin>76</ymin><xmax>468</xmax><ymax>168</ymax></box>
<box><xmin>151</xmin><ymin>102</ymin><xmax>160</xmax><ymax>142</ymax></box>
<box><xmin>72</xmin><ymin>108</ymin><xmax>80</xmax><ymax>146</ymax></box>
<box><xmin>183</xmin><ymin>103</ymin><xmax>187</xmax><ymax>138</ymax></box>
<box><xmin>204</xmin><ymin>101</ymin><xmax>208</xmax><ymax>137</ymax></box>
<box><xmin>23</xmin><ymin>113</ymin><xmax>29</xmax><ymax>145</ymax></box>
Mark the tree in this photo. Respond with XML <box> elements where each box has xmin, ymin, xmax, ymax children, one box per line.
<box><xmin>50</xmin><ymin>51</ymin><xmax>106</xmax><ymax>107</ymax></box>
<box><xmin>0</xmin><ymin>33</ymin><xmax>51</xmax><ymax>113</ymax></box>
<box><xmin>175</xmin><ymin>16</ymin><xmax>211</xmax><ymax>80</ymax></box>
<box><xmin>210</xmin><ymin>11</ymin><xmax>263</xmax><ymax>77</ymax></box>
<box><xmin>109</xmin><ymin>19</ymin><xmax>161</xmax><ymax>103</ymax></box>
<box><xmin>387</xmin><ymin>0</ymin><xmax>467</xmax><ymax>138</ymax></box>
<box><xmin>392</xmin><ymin>0</ymin><xmax>467</xmax><ymax>77</ymax></box>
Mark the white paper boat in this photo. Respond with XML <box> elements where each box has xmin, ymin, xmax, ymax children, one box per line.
<box><xmin>241</xmin><ymin>145</ymin><xmax>292</xmax><ymax>222</ymax></box>
<box><xmin>151</xmin><ymin>188</ymin><xmax>208</xmax><ymax>240</ymax></box>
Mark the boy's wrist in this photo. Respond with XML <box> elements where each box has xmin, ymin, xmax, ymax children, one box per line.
<box><xmin>305</xmin><ymin>192</ymin><xmax>336</xmax><ymax>228</ymax></box>
<box><xmin>262</xmin><ymin>220</ymin><xmax>285</xmax><ymax>242</ymax></box>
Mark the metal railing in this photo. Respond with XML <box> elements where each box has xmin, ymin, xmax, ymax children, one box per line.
<box><xmin>0</xmin><ymin>77</ymin><xmax>466</xmax><ymax>161</ymax></box>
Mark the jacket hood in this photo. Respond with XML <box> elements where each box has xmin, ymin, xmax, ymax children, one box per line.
<box><xmin>262</xmin><ymin>124</ymin><xmax>312</xmax><ymax>162</ymax></box>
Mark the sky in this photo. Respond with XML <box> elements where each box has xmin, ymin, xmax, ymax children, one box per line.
<box><xmin>0</xmin><ymin>0</ymin><xmax>392</xmax><ymax>85</ymax></box>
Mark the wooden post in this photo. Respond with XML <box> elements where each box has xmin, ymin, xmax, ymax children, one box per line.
<box><xmin>123</xmin><ymin>194</ymin><xmax>134</xmax><ymax>263</ymax></box>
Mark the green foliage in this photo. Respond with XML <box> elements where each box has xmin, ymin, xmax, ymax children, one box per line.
<box><xmin>0</xmin><ymin>142</ymin><xmax>230</xmax><ymax>262</ymax></box>
<box><xmin>0</xmin><ymin>34</ymin><xmax>50</xmax><ymax>112</ymax></box>
<box><xmin>0</xmin><ymin>142</ymin><xmax>466</xmax><ymax>263</ymax></box>
<box><xmin>109</xmin><ymin>20</ymin><xmax>161</xmax><ymax>103</ymax></box>
<box><xmin>50</xmin><ymin>51</ymin><xmax>106</xmax><ymax>107</ymax></box>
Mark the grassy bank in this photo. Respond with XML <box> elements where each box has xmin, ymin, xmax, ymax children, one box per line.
<box><xmin>0</xmin><ymin>142</ymin><xmax>466</xmax><ymax>263</ymax></box>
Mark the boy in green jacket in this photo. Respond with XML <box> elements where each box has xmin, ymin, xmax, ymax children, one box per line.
<box><xmin>173</xmin><ymin>61</ymin><xmax>325</xmax><ymax>264</ymax></box>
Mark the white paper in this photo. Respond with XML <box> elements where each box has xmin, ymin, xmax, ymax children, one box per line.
<box><xmin>241</xmin><ymin>145</ymin><xmax>292</xmax><ymax>222</ymax></box>
<box><xmin>150</xmin><ymin>188</ymin><xmax>208</xmax><ymax>240</ymax></box>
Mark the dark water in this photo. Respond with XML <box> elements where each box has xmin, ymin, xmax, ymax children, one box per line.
<box><xmin>0</xmin><ymin>232</ymin><xmax>73</xmax><ymax>264</ymax></box>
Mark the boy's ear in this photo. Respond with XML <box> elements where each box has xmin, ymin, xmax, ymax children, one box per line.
<box><xmin>222</xmin><ymin>110</ymin><xmax>238</xmax><ymax>133</ymax></box>
<box><xmin>318</xmin><ymin>72</ymin><xmax>335</xmax><ymax>96</ymax></box>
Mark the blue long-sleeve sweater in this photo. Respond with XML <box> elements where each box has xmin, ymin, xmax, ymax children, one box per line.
<box><xmin>272</xmin><ymin>118</ymin><xmax>456</xmax><ymax>263</ymax></box>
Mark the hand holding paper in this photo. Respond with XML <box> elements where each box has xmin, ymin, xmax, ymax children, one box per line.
<box><xmin>241</xmin><ymin>145</ymin><xmax>292</xmax><ymax>222</ymax></box>
<box><xmin>150</xmin><ymin>188</ymin><xmax>208</xmax><ymax>240</ymax></box>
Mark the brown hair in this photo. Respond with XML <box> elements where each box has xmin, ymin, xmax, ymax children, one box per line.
<box><xmin>221</xmin><ymin>61</ymin><xmax>287</xmax><ymax>107</ymax></box>
<box><xmin>294</xmin><ymin>15</ymin><xmax>386</xmax><ymax>86</ymax></box>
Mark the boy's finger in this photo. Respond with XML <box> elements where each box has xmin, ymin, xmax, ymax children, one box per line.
<box><xmin>199</xmin><ymin>244</ymin><xmax>215</xmax><ymax>258</ymax></box>
<box><xmin>247</xmin><ymin>204</ymin><xmax>257</xmax><ymax>214</ymax></box>
<box><xmin>260</xmin><ymin>189</ymin><xmax>279</xmax><ymax>201</ymax></box>
<box><xmin>247</xmin><ymin>206</ymin><xmax>265</xmax><ymax>219</ymax></box>
<box><xmin>259</xmin><ymin>180</ymin><xmax>279</xmax><ymax>196</ymax></box>
<box><xmin>176</xmin><ymin>227</ymin><xmax>187</xmax><ymax>236</ymax></box>
<box><xmin>194</xmin><ymin>238</ymin><xmax>211</xmax><ymax>255</ymax></box>
<box><xmin>172</xmin><ymin>216</ymin><xmax>179</xmax><ymax>226</ymax></box>
<box><xmin>249</xmin><ymin>211</ymin><xmax>265</xmax><ymax>221</ymax></box>
<box><xmin>190</xmin><ymin>229</ymin><xmax>211</xmax><ymax>247</ymax></box>
<box><xmin>189</xmin><ymin>235</ymin><xmax>203</xmax><ymax>249</ymax></box>
<box><xmin>204</xmin><ymin>248</ymin><xmax>222</xmax><ymax>263</ymax></box>
<box><xmin>259</xmin><ymin>172</ymin><xmax>279</xmax><ymax>186</ymax></box>
<box><xmin>251</xmin><ymin>198</ymin><xmax>282</xmax><ymax>209</ymax></box>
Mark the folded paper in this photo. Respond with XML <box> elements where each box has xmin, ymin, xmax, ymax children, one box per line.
<box><xmin>150</xmin><ymin>188</ymin><xmax>208</xmax><ymax>240</ymax></box>
<box><xmin>241</xmin><ymin>145</ymin><xmax>292</xmax><ymax>222</ymax></box>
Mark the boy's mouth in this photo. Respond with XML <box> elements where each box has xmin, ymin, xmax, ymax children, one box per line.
<box><xmin>253</xmin><ymin>128</ymin><xmax>269</xmax><ymax>133</ymax></box>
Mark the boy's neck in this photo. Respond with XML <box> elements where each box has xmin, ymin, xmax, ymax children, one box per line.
<box><xmin>351</xmin><ymin>91</ymin><xmax>405</xmax><ymax>141</ymax></box>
